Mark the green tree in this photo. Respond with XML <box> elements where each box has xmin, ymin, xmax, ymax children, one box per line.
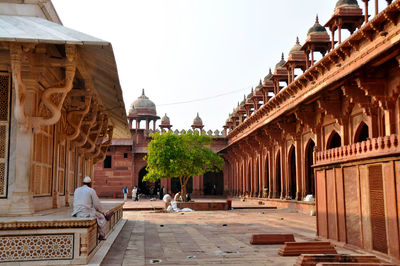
<box><xmin>143</xmin><ymin>131</ymin><xmax>224</xmax><ymax>202</ymax></box>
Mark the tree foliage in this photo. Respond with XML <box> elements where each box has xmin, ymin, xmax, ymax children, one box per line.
<box><xmin>143</xmin><ymin>131</ymin><xmax>224</xmax><ymax>201</ymax></box>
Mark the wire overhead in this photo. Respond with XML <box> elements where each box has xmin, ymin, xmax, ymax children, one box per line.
<box><xmin>158</xmin><ymin>87</ymin><xmax>251</xmax><ymax>106</ymax></box>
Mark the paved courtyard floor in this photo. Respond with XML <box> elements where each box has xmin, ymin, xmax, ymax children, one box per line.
<box><xmin>101</xmin><ymin>199</ymin><xmax>357</xmax><ymax>266</ymax></box>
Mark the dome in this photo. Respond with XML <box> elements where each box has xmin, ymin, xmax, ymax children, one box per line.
<box><xmin>193</xmin><ymin>113</ymin><xmax>203</xmax><ymax>126</ymax></box>
<box><xmin>275</xmin><ymin>53</ymin><xmax>286</xmax><ymax>70</ymax></box>
<box><xmin>263</xmin><ymin>68</ymin><xmax>273</xmax><ymax>83</ymax></box>
<box><xmin>247</xmin><ymin>87</ymin><xmax>254</xmax><ymax>98</ymax></box>
<box><xmin>289</xmin><ymin>37</ymin><xmax>302</xmax><ymax>55</ymax></box>
<box><xmin>335</xmin><ymin>0</ymin><xmax>359</xmax><ymax>10</ymax></box>
<box><xmin>240</xmin><ymin>95</ymin><xmax>246</xmax><ymax>106</ymax></box>
<box><xmin>307</xmin><ymin>15</ymin><xmax>328</xmax><ymax>35</ymax></box>
<box><xmin>129</xmin><ymin>89</ymin><xmax>157</xmax><ymax>116</ymax></box>
<box><xmin>255</xmin><ymin>79</ymin><xmax>263</xmax><ymax>91</ymax></box>
<box><xmin>161</xmin><ymin>113</ymin><xmax>170</xmax><ymax>125</ymax></box>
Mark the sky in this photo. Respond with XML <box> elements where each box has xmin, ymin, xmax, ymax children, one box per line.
<box><xmin>52</xmin><ymin>0</ymin><xmax>389</xmax><ymax>132</ymax></box>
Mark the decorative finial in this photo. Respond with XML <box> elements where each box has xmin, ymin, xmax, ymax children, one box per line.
<box><xmin>237</xmin><ymin>102</ymin><xmax>239</xmax><ymax>107</ymax></box>
<box><xmin>269</xmin><ymin>68</ymin><xmax>272</xmax><ymax>74</ymax></box>
<box><xmin>259</xmin><ymin>79</ymin><xmax>262</xmax><ymax>85</ymax></box>
<box><xmin>316</xmin><ymin>15</ymin><xmax>319</xmax><ymax>24</ymax></box>
<box><xmin>197</xmin><ymin>112</ymin><xmax>199</xmax><ymax>117</ymax></box>
<box><xmin>296</xmin><ymin>36</ymin><xmax>300</xmax><ymax>44</ymax></box>
<box><xmin>165</xmin><ymin>113</ymin><xmax>167</xmax><ymax>116</ymax></box>
<box><xmin>281</xmin><ymin>52</ymin><xmax>284</xmax><ymax>60</ymax></box>
<box><xmin>251</xmin><ymin>87</ymin><xmax>254</xmax><ymax>93</ymax></box>
<box><xmin>243</xmin><ymin>94</ymin><xmax>246</xmax><ymax>100</ymax></box>
<box><xmin>142</xmin><ymin>88</ymin><xmax>145</xmax><ymax>95</ymax></box>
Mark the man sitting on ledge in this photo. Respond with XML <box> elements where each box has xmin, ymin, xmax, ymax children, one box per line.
<box><xmin>72</xmin><ymin>176</ymin><xmax>112</xmax><ymax>240</ymax></box>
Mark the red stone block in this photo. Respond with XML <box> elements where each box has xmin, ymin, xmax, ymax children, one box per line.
<box><xmin>295</xmin><ymin>254</ymin><xmax>380</xmax><ymax>266</ymax></box>
<box><xmin>279</xmin><ymin>241</ymin><xmax>337</xmax><ymax>256</ymax></box>
<box><xmin>250</xmin><ymin>234</ymin><xmax>295</xmax><ymax>245</ymax></box>
<box><xmin>316</xmin><ymin>263</ymin><xmax>395</xmax><ymax>266</ymax></box>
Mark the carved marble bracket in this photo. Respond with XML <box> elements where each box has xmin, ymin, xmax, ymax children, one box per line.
<box><xmin>93</xmin><ymin>125</ymin><xmax>113</xmax><ymax>164</ymax></box>
<box><xmin>10</xmin><ymin>44</ymin><xmax>77</xmax><ymax>131</ymax></box>
<box><xmin>81</xmin><ymin>113</ymin><xmax>108</xmax><ymax>156</ymax></box>
<box><xmin>71</xmin><ymin>99</ymin><xmax>99</xmax><ymax>148</ymax></box>
<box><xmin>65</xmin><ymin>93</ymin><xmax>92</xmax><ymax>141</ymax></box>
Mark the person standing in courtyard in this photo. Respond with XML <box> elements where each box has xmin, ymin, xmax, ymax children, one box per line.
<box><xmin>72</xmin><ymin>176</ymin><xmax>112</xmax><ymax>240</ymax></box>
<box><xmin>132</xmin><ymin>186</ymin><xmax>138</xmax><ymax>201</ymax></box>
<box><xmin>160</xmin><ymin>186</ymin><xmax>164</xmax><ymax>200</ymax></box>
<box><xmin>123</xmin><ymin>186</ymin><xmax>128</xmax><ymax>201</ymax></box>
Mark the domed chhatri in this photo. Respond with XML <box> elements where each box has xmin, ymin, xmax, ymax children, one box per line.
<box><xmin>263</xmin><ymin>68</ymin><xmax>273</xmax><ymax>83</ymax></box>
<box><xmin>129</xmin><ymin>89</ymin><xmax>157</xmax><ymax>116</ymax></box>
<box><xmin>192</xmin><ymin>112</ymin><xmax>204</xmax><ymax>130</ymax></box>
<box><xmin>161</xmin><ymin>113</ymin><xmax>170</xmax><ymax>125</ymax></box>
<box><xmin>307</xmin><ymin>15</ymin><xmax>328</xmax><ymax>35</ymax></box>
<box><xmin>275</xmin><ymin>53</ymin><xmax>286</xmax><ymax>70</ymax></box>
<box><xmin>159</xmin><ymin>113</ymin><xmax>172</xmax><ymax>132</ymax></box>
<box><xmin>255</xmin><ymin>79</ymin><xmax>263</xmax><ymax>91</ymax></box>
<box><xmin>335</xmin><ymin>0</ymin><xmax>359</xmax><ymax>10</ymax></box>
<box><xmin>289</xmin><ymin>37</ymin><xmax>302</xmax><ymax>55</ymax></box>
<box><xmin>128</xmin><ymin>89</ymin><xmax>160</xmax><ymax>132</ymax></box>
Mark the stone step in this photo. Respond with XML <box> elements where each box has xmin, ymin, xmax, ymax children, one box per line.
<box><xmin>279</xmin><ymin>241</ymin><xmax>337</xmax><ymax>256</ymax></box>
<box><xmin>250</xmin><ymin>233</ymin><xmax>295</xmax><ymax>245</ymax></box>
<box><xmin>295</xmin><ymin>254</ymin><xmax>381</xmax><ymax>266</ymax></box>
<box><xmin>316</xmin><ymin>263</ymin><xmax>396</xmax><ymax>266</ymax></box>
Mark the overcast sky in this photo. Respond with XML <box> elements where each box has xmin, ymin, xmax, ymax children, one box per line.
<box><xmin>52</xmin><ymin>0</ymin><xmax>388</xmax><ymax>132</ymax></box>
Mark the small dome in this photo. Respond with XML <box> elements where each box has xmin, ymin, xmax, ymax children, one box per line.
<box><xmin>275</xmin><ymin>53</ymin><xmax>286</xmax><ymax>70</ymax></box>
<box><xmin>289</xmin><ymin>37</ymin><xmax>302</xmax><ymax>55</ymax></box>
<box><xmin>193</xmin><ymin>113</ymin><xmax>203</xmax><ymax>126</ymax></box>
<box><xmin>307</xmin><ymin>15</ymin><xmax>328</xmax><ymax>35</ymax></box>
<box><xmin>263</xmin><ymin>68</ymin><xmax>273</xmax><ymax>83</ymax></box>
<box><xmin>240</xmin><ymin>95</ymin><xmax>246</xmax><ymax>106</ymax></box>
<box><xmin>161</xmin><ymin>113</ymin><xmax>170</xmax><ymax>125</ymax></box>
<box><xmin>129</xmin><ymin>89</ymin><xmax>156</xmax><ymax>115</ymax></box>
<box><xmin>335</xmin><ymin>0</ymin><xmax>359</xmax><ymax>10</ymax></box>
<box><xmin>247</xmin><ymin>87</ymin><xmax>254</xmax><ymax>98</ymax></box>
<box><xmin>255</xmin><ymin>79</ymin><xmax>263</xmax><ymax>91</ymax></box>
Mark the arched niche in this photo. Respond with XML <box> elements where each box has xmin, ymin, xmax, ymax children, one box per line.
<box><xmin>327</xmin><ymin>131</ymin><xmax>342</xmax><ymax>149</ymax></box>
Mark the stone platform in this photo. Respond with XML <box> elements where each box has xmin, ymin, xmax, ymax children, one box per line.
<box><xmin>0</xmin><ymin>202</ymin><xmax>123</xmax><ymax>265</ymax></box>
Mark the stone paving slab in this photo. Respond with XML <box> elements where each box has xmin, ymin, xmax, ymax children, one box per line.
<box><xmin>102</xmin><ymin>197</ymin><xmax>282</xmax><ymax>211</ymax></box>
<box><xmin>101</xmin><ymin>208</ymin><xmax>361</xmax><ymax>266</ymax></box>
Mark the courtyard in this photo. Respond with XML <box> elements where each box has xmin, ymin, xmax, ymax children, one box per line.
<box><xmin>100</xmin><ymin>199</ymin><xmax>358</xmax><ymax>266</ymax></box>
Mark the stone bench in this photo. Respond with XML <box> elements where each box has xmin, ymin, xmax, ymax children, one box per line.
<box><xmin>295</xmin><ymin>254</ymin><xmax>381</xmax><ymax>266</ymax></box>
<box><xmin>279</xmin><ymin>241</ymin><xmax>337</xmax><ymax>256</ymax></box>
<box><xmin>250</xmin><ymin>233</ymin><xmax>295</xmax><ymax>245</ymax></box>
<box><xmin>0</xmin><ymin>202</ymin><xmax>123</xmax><ymax>265</ymax></box>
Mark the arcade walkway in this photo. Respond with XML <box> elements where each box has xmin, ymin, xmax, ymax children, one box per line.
<box><xmin>100</xmin><ymin>199</ymin><xmax>363</xmax><ymax>265</ymax></box>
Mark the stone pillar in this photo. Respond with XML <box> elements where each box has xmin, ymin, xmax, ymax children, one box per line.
<box><xmin>295</xmin><ymin>136</ymin><xmax>302</xmax><ymax>200</ymax></box>
<box><xmin>280</xmin><ymin>144</ymin><xmax>286</xmax><ymax>199</ymax></box>
<box><xmin>8</xmin><ymin>125</ymin><xmax>34</xmax><ymax>215</ymax></box>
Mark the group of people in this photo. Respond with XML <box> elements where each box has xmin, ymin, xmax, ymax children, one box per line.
<box><xmin>122</xmin><ymin>186</ymin><xmax>166</xmax><ymax>201</ymax></box>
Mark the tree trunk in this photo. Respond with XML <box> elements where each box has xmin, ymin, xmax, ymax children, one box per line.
<box><xmin>180</xmin><ymin>176</ymin><xmax>189</xmax><ymax>202</ymax></box>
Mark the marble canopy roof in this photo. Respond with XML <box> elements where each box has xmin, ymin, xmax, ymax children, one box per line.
<box><xmin>0</xmin><ymin>15</ymin><xmax>130</xmax><ymax>138</ymax></box>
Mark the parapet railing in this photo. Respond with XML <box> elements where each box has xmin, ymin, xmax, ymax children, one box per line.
<box><xmin>314</xmin><ymin>134</ymin><xmax>400</xmax><ymax>166</ymax></box>
<box><xmin>147</xmin><ymin>128</ymin><xmax>226</xmax><ymax>138</ymax></box>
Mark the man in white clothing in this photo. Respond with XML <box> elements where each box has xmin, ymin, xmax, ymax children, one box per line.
<box><xmin>132</xmin><ymin>186</ymin><xmax>138</xmax><ymax>201</ymax></box>
<box><xmin>72</xmin><ymin>176</ymin><xmax>111</xmax><ymax>240</ymax></box>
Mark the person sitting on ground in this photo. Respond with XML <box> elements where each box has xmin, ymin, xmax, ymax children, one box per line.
<box><xmin>163</xmin><ymin>194</ymin><xmax>172</xmax><ymax>212</ymax></box>
<box><xmin>72</xmin><ymin>176</ymin><xmax>112</xmax><ymax>241</ymax></box>
<box><xmin>174</xmin><ymin>192</ymin><xmax>181</xmax><ymax>202</ymax></box>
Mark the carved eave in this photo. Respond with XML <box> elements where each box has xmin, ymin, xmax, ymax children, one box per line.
<box><xmin>222</xmin><ymin>2</ymin><xmax>400</xmax><ymax>148</ymax></box>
